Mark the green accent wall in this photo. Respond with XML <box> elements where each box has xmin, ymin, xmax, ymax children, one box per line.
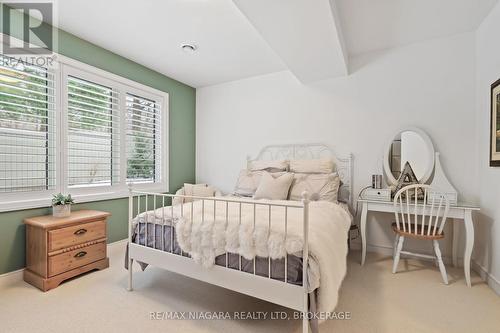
<box><xmin>0</xmin><ymin>10</ymin><xmax>196</xmax><ymax>274</ymax></box>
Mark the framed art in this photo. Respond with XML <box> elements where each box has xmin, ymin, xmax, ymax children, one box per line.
<box><xmin>491</xmin><ymin>79</ymin><xmax>500</xmax><ymax>167</ymax></box>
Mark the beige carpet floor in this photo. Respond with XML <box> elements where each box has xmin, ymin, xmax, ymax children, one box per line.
<box><xmin>0</xmin><ymin>241</ymin><xmax>499</xmax><ymax>333</ymax></box>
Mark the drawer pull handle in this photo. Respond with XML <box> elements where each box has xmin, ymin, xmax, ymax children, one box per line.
<box><xmin>74</xmin><ymin>229</ymin><xmax>87</xmax><ymax>236</ymax></box>
<box><xmin>74</xmin><ymin>251</ymin><xmax>87</xmax><ymax>258</ymax></box>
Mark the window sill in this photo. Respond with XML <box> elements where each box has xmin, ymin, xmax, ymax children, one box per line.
<box><xmin>0</xmin><ymin>184</ymin><xmax>168</xmax><ymax>213</ymax></box>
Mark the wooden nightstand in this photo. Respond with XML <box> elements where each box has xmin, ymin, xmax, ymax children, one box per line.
<box><xmin>23</xmin><ymin>210</ymin><xmax>110</xmax><ymax>291</ymax></box>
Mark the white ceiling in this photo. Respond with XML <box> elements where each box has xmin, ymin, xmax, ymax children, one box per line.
<box><xmin>233</xmin><ymin>0</ymin><xmax>348</xmax><ymax>83</ymax></box>
<box><xmin>54</xmin><ymin>0</ymin><xmax>499</xmax><ymax>87</ymax></box>
<box><xmin>57</xmin><ymin>0</ymin><xmax>286</xmax><ymax>88</ymax></box>
<box><xmin>336</xmin><ymin>0</ymin><xmax>499</xmax><ymax>57</ymax></box>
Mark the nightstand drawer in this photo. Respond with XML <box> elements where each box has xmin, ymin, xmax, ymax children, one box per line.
<box><xmin>48</xmin><ymin>220</ymin><xmax>106</xmax><ymax>252</ymax></box>
<box><xmin>48</xmin><ymin>241</ymin><xmax>106</xmax><ymax>277</ymax></box>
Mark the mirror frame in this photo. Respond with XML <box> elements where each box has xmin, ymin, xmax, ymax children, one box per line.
<box><xmin>383</xmin><ymin>127</ymin><xmax>435</xmax><ymax>186</ymax></box>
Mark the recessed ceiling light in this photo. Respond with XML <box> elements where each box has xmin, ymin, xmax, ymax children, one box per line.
<box><xmin>181</xmin><ymin>43</ymin><xmax>197</xmax><ymax>54</ymax></box>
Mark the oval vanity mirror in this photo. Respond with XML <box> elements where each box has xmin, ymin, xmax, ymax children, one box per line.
<box><xmin>383</xmin><ymin>127</ymin><xmax>435</xmax><ymax>186</ymax></box>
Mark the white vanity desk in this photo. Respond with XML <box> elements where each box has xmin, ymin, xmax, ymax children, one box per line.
<box><xmin>359</xmin><ymin>199</ymin><xmax>480</xmax><ymax>287</ymax></box>
<box><xmin>362</xmin><ymin>127</ymin><xmax>480</xmax><ymax>287</ymax></box>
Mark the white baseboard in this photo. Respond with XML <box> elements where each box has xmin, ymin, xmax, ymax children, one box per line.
<box><xmin>0</xmin><ymin>238</ymin><xmax>128</xmax><ymax>288</ymax></box>
<box><xmin>351</xmin><ymin>242</ymin><xmax>500</xmax><ymax>295</ymax></box>
<box><xmin>351</xmin><ymin>241</ymin><xmax>453</xmax><ymax>265</ymax></box>
<box><xmin>472</xmin><ymin>261</ymin><xmax>500</xmax><ymax>296</ymax></box>
<box><xmin>350</xmin><ymin>242</ymin><xmax>456</xmax><ymax>265</ymax></box>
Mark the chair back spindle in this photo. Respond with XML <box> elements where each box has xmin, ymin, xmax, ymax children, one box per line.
<box><xmin>393</xmin><ymin>184</ymin><xmax>450</xmax><ymax>237</ymax></box>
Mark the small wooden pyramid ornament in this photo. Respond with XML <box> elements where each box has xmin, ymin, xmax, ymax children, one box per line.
<box><xmin>394</xmin><ymin>162</ymin><xmax>424</xmax><ymax>199</ymax></box>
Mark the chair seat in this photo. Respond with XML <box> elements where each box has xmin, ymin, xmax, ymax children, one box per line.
<box><xmin>392</xmin><ymin>222</ymin><xmax>444</xmax><ymax>240</ymax></box>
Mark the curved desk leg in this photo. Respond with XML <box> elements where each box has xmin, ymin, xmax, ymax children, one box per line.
<box><xmin>452</xmin><ymin>220</ymin><xmax>460</xmax><ymax>267</ymax></box>
<box><xmin>360</xmin><ymin>202</ymin><xmax>368</xmax><ymax>266</ymax></box>
<box><xmin>463</xmin><ymin>210</ymin><xmax>474</xmax><ymax>287</ymax></box>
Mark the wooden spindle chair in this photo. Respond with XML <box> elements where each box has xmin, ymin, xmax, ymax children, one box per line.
<box><xmin>392</xmin><ymin>184</ymin><xmax>450</xmax><ymax>284</ymax></box>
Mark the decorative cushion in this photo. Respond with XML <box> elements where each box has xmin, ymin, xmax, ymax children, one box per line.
<box><xmin>184</xmin><ymin>183</ymin><xmax>206</xmax><ymax>196</ymax></box>
<box><xmin>173</xmin><ymin>185</ymin><xmax>220</xmax><ymax>205</ymax></box>
<box><xmin>234</xmin><ymin>170</ymin><xmax>286</xmax><ymax>197</ymax></box>
<box><xmin>172</xmin><ymin>188</ymin><xmax>186</xmax><ymax>206</ymax></box>
<box><xmin>288</xmin><ymin>173</ymin><xmax>340</xmax><ymax>202</ymax></box>
<box><xmin>183</xmin><ymin>183</ymin><xmax>215</xmax><ymax>203</ymax></box>
<box><xmin>248</xmin><ymin>160</ymin><xmax>288</xmax><ymax>172</ymax></box>
<box><xmin>289</xmin><ymin>158</ymin><xmax>335</xmax><ymax>174</ymax></box>
<box><xmin>253</xmin><ymin>172</ymin><xmax>294</xmax><ymax>200</ymax></box>
<box><xmin>193</xmin><ymin>185</ymin><xmax>215</xmax><ymax>197</ymax></box>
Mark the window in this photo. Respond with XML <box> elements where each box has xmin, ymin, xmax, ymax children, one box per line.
<box><xmin>0</xmin><ymin>54</ymin><xmax>55</xmax><ymax>194</ymax></box>
<box><xmin>67</xmin><ymin>76</ymin><xmax>120</xmax><ymax>187</ymax></box>
<box><xmin>0</xmin><ymin>40</ymin><xmax>168</xmax><ymax>211</ymax></box>
<box><xmin>61</xmin><ymin>67</ymin><xmax>167</xmax><ymax>198</ymax></box>
<box><xmin>126</xmin><ymin>93</ymin><xmax>162</xmax><ymax>184</ymax></box>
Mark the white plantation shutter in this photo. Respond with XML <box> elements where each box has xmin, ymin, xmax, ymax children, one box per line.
<box><xmin>0</xmin><ymin>55</ymin><xmax>56</xmax><ymax>193</ymax></box>
<box><xmin>126</xmin><ymin>93</ymin><xmax>162</xmax><ymax>183</ymax></box>
<box><xmin>0</xmin><ymin>42</ymin><xmax>168</xmax><ymax>210</ymax></box>
<box><xmin>67</xmin><ymin>76</ymin><xmax>120</xmax><ymax>187</ymax></box>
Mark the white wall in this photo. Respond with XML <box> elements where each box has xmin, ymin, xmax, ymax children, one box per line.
<box><xmin>474</xmin><ymin>1</ymin><xmax>500</xmax><ymax>292</ymax></box>
<box><xmin>196</xmin><ymin>32</ymin><xmax>477</xmax><ymax>257</ymax></box>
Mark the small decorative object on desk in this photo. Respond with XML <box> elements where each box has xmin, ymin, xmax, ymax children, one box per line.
<box><xmin>372</xmin><ymin>175</ymin><xmax>383</xmax><ymax>189</ymax></box>
<box><xmin>52</xmin><ymin>193</ymin><xmax>74</xmax><ymax>218</ymax></box>
<box><xmin>394</xmin><ymin>162</ymin><xmax>424</xmax><ymax>199</ymax></box>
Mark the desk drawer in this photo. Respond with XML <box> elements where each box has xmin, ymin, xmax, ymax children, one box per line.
<box><xmin>48</xmin><ymin>220</ymin><xmax>106</xmax><ymax>252</ymax></box>
<box><xmin>362</xmin><ymin>188</ymin><xmax>391</xmax><ymax>201</ymax></box>
<box><xmin>48</xmin><ymin>241</ymin><xmax>106</xmax><ymax>277</ymax></box>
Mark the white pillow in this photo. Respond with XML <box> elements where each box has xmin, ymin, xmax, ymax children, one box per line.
<box><xmin>193</xmin><ymin>186</ymin><xmax>215</xmax><ymax>197</ymax></box>
<box><xmin>289</xmin><ymin>158</ymin><xmax>335</xmax><ymax>174</ymax></box>
<box><xmin>183</xmin><ymin>183</ymin><xmax>214</xmax><ymax>203</ymax></box>
<box><xmin>184</xmin><ymin>183</ymin><xmax>206</xmax><ymax>196</ymax></box>
<box><xmin>234</xmin><ymin>170</ymin><xmax>286</xmax><ymax>197</ymax></box>
<box><xmin>253</xmin><ymin>172</ymin><xmax>294</xmax><ymax>200</ymax></box>
<box><xmin>248</xmin><ymin>159</ymin><xmax>288</xmax><ymax>172</ymax></box>
<box><xmin>288</xmin><ymin>173</ymin><xmax>340</xmax><ymax>202</ymax></box>
<box><xmin>174</xmin><ymin>185</ymin><xmax>220</xmax><ymax>205</ymax></box>
<box><xmin>172</xmin><ymin>188</ymin><xmax>185</xmax><ymax>206</ymax></box>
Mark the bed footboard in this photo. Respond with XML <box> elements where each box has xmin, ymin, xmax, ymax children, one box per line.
<box><xmin>126</xmin><ymin>185</ymin><xmax>311</xmax><ymax>332</ymax></box>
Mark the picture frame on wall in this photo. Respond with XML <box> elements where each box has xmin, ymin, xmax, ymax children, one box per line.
<box><xmin>491</xmin><ymin>78</ymin><xmax>500</xmax><ymax>167</ymax></box>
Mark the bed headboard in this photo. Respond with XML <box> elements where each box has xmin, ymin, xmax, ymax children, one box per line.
<box><xmin>248</xmin><ymin>143</ymin><xmax>353</xmax><ymax>207</ymax></box>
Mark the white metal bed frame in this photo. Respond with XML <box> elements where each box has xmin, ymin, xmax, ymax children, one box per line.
<box><xmin>127</xmin><ymin>144</ymin><xmax>353</xmax><ymax>333</ymax></box>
